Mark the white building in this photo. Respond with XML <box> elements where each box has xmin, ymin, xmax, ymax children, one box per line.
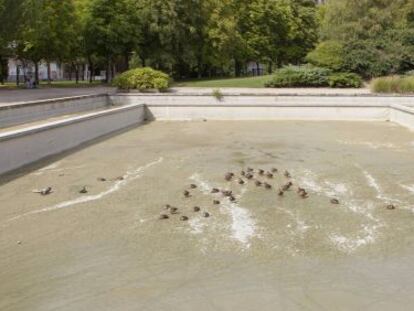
<box><xmin>246</xmin><ymin>61</ymin><xmax>265</xmax><ymax>76</ymax></box>
<box><xmin>7</xmin><ymin>59</ymin><xmax>65</xmax><ymax>82</ymax></box>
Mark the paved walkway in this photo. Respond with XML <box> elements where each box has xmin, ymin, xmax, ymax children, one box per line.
<box><xmin>0</xmin><ymin>87</ymin><xmax>116</xmax><ymax>105</ymax></box>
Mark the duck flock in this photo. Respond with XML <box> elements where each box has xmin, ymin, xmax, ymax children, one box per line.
<box><xmin>32</xmin><ymin>167</ymin><xmax>397</xmax><ymax>219</ymax></box>
<box><xmin>158</xmin><ymin>166</ymin><xmax>396</xmax><ymax>223</ymax></box>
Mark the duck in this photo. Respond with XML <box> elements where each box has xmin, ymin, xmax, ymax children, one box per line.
<box><xmin>330</xmin><ymin>198</ymin><xmax>340</xmax><ymax>205</ymax></box>
<box><xmin>170</xmin><ymin>207</ymin><xmax>179</xmax><ymax>214</ymax></box>
<box><xmin>164</xmin><ymin>204</ymin><xmax>172</xmax><ymax>210</ymax></box>
<box><xmin>203</xmin><ymin>212</ymin><xmax>210</xmax><ymax>218</ymax></box>
<box><xmin>32</xmin><ymin>186</ymin><xmax>53</xmax><ymax>196</ymax></box>
<box><xmin>97</xmin><ymin>177</ymin><xmax>106</xmax><ymax>182</ymax></box>
<box><xmin>238</xmin><ymin>179</ymin><xmax>245</xmax><ymax>185</ymax></box>
<box><xmin>183</xmin><ymin>190</ymin><xmax>191</xmax><ymax>198</ymax></box>
<box><xmin>190</xmin><ymin>184</ymin><xmax>197</xmax><ymax>189</ymax></box>
<box><xmin>193</xmin><ymin>206</ymin><xmax>201</xmax><ymax>212</ymax></box>
<box><xmin>241</xmin><ymin>170</ymin><xmax>246</xmax><ymax>176</ymax></box>
<box><xmin>255</xmin><ymin>180</ymin><xmax>262</xmax><ymax>187</ymax></box>
<box><xmin>222</xmin><ymin>190</ymin><xmax>233</xmax><ymax>197</ymax></box>
<box><xmin>211</xmin><ymin>188</ymin><xmax>220</xmax><ymax>193</ymax></box>
<box><xmin>278</xmin><ymin>189</ymin><xmax>284</xmax><ymax>196</ymax></box>
<box><xmin>229</xmin><ymin>196</ymin><xmax>236</xmax><ymax>202</ymax></box>
<box><xmin>247</xmin><ymin>167</ymin><xmax>254</xmax><ymax>172</ymax></box>
<box><xmin>282</xmin><ymin>183</ymin><xmax>292</xmax><ymax>191</ymax></box>
<box><xmin>264</xmin><ymin>183</ymin><xmax>272</xmax><ymax>189</ymax></box>
<box><xmin>271</xmin><ymin>168</ymin><xmax>278</xmax><ymax>173</ymax></box>
<box><xmin>213</xmin><ymin>200</ymin><xmax>220</xmax><ymax>205</ymax></box>
<box><xmin>284</xmin><ymin>171</ymin><xmax>291</xmax><ymax>178</ymax></box>
<box><xmin>299</xmin><ymin>190</ymin><xmax>309</xmax><ymax>199</ymax></box>
<box><xmin>246</xmin><ymin>173</ymin><xmax>254</xmax><ymax>180</ymax></box>
<box><xmin>79</xmin><ymin>186</ymin><xmax>88</xmax><ymax>194</ymax></box>
<box><xmin>180</xmin><ymin>216</ymin><xmax>189</xmax><ymax>221</ymax></box>
<box><xmin>266</xmin><ymin>172</ymin><xmax>274</xmax><ymax>179</ymax></box>
<box><xmin>116</xmin><ymin>176</ymin><xmax>125</xmax><ymax>181</ymax></box>
<box><xmin>159</xmin><ymin>214</ymin><xmax>169</xmax><ymax>220</ymax></box>
<box><xmin>386</xmin><ymin>204</ymin><xmax>396</xmax><ymax>210</ymax></box>
<box><xmin>225</xmin><ymin>172</ymin><xmax>234</xmax><ymax>181</ymax></box>
<box><xmin>258</xmin><ymin>169</ymin><xmax>265</xmax><ymax>175</ymax></box>
<box><xmin>297</xmin><ymin>187</ymin><xmax>305</xmax><ymax>194</ymax></box>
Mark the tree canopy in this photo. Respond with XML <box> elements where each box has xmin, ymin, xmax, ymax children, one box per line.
<box><xmin>309</xmin><ymin>0</ymin><xmax>414</xmax><ymax>78</ymax></box>
<box><xmin>2</xmin><ymin>0</ymin><xmax>413</xmax><ymax>83</ymax></box>
<box><xmin>0</xmin><ymin>0</ymin><xmax>320</xmax><ymax>82</ymax></box>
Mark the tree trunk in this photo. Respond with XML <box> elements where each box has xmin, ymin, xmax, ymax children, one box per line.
<box><xmin>268</xmin><ymin>61</ymin><xmax>273</xmax><ymax>74</ymax></box>
<box><xmin>140</xmin><ymin>56</ymin><xmax>146</xmax><ymax>67</ymax></box>
<box><xmin>34</xmin><ymin>62</ymin><xmax>39</xmax><ymax>86</ymax></box>
<box><xmin>89</xmin><ymin>62</ymin><xmax>94</xmax><ymax>83</ymax></box>
<box><xmin>81</xmin><ymin>64</ymin><xmax>85</xmax><ymax>81</ymax></box>
<box><xmin>73</xmin><ymin>63</ymin><xmax>79</xmax><ymax>84</ymax></box>
<box><xmin>105</xmin><ymin>60</ymin><xmax>110</xmax><ymax>83</ymax></box>
<box><xmin>124</xmin><ymin>53</ymin><xmax>130</xmax><ymax>71</ymax></box>
<box><xmin>256</xmin><ymin>62</ymin><xmax>260</xmax><ymax>76</ymax></box>
<box><xmin>47</xmin><ymin>61</ymin><xmax>51</xmax><ymax>84</ymax></box>
<box><xmin>235</xmin><ymin>59</ymin><xmax>242</xmax><ymax>77</ymax></box>
<box><xmin>16</xmin><ymin>65</ymin><xmax>20</xmax><ymax>86</ymax></box>
<box><xmin>68</xmin><ymin>64</ymin><xmax>72</xmax><ymax>81</ymax></box>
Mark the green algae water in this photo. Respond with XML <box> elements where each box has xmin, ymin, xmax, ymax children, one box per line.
<box><xmin>1</xmin><ymin>121</ymin><xmax>414</xmax><ymax>310</ymax></box>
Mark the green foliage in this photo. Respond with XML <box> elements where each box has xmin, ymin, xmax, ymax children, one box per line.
<box><xmin>265</xmin><ymin>65</ymin><xmax>362</xmax><ymax>88</ymax></box>
<box><xmin>265</xmin><ymin>65</ymin><xmax>332</xmax><ymax>87</ymax></box>
<box><xmin>313</xmin><ymin>0</ymin><xmax>414</xmax><ymax>78</ymax></box>
<box><xmin>371</xmin><ymin>76</ymin><xmax>414</xmax><ymax>94</ymax></box>
<box><xmin>306</xmin><ymin>41</ymin><xmax>345</xmax><ymax>71</ymax></box>
<box><xmin>113</xmin><ymin>67</ymin><xmax>170</xmax><ymax>90</ymax></box>
<box><xmin>212</xmin><ymin>89</ymin><xmax>224</xmax><ymax>101</ymax></box>
<box><xmin>327</xmin><ymin>73</ymin><xmax>363</xmax><ymax>88</ymax></box>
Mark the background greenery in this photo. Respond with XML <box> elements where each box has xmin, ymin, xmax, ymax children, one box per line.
<box><xmin>1</xmin><ymin>0</ymin><xmax>414</xmax><ymax>89</ymax></box>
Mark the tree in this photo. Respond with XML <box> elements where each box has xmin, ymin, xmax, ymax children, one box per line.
<box><xmin>0</xmin><ymin>0</ymin><xmax>24</xmax><ymax>84</ymax></box>
<box><xmin>311</xmin><ymin>0</ymin><xmax>414</xmax><ymax>77</ymax></box>
<box><xmin>84</xmin><ymin>0</ymin><xmax>141</xmax><ymax>82</ymax></box>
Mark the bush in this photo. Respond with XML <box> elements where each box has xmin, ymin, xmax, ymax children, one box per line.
<box><xmin>113</xmin><ymin>67</ymin><xmax>170</xmax><ymax>90</ymax></box>
<box><xmin>306</xmin><ymin>41</ymin><xmax>345</xmax><ymax>71</ymax></box>
<box><xmin>328</xmin><ymin>73</ymin><xmax>363</xmax><ymax>88</ymax></box>
<box><xmin>265</xmin><ymin>65</ymin><xmax>332</xmax><ymax>88</ymax></box>
<box><xmin>371</xmin><ymin>76</ymin><xmax>414</xmax><ymax>94</ymax></box>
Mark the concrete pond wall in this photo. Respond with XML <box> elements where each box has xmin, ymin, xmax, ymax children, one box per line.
<box><xmin>0</xmin><ymin>94</ymin><xmax>111</xmax><ymax>129</ymax></box>
<box><xmin>0</xmin><ymin>104</ymin><xmax>145</xmax><ymax>175</ymax></box>
<box><xmin>0</xmin><ymin>91</ymin><xmax>413</xmax><ymax>176</ymax></box>
<box><xmin>111</xmin><ymin>93</ymin><xmax>414</xmax><ymax>121</ymax></box>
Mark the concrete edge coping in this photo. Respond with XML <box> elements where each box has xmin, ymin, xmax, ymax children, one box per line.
<box><xmin>115</xmin><ymin>92</ymin><xmax>414</xmax><ymax>98</ymax></box>
<box><xmin>391</xmin><ymin>104</ymin><xmax>414</xmax><ymax>115</ymax></box>
<box><xmin>142</xmin><ymin>102</ymin><xmax>389</xmax><ymax>108</ymax></box>
<box><xmin>0</xmin><ymin>103</ymin><xmax>144</xmax><ymax>142</ymax></box>
<box><xmin>0</xmin><ymin>93</ymin><xmax>109</xmax><ymax>110</ymax></box>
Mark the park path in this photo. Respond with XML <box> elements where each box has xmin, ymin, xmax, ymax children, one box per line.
<box><xmin>0</xmin><ymin>87</ymin><xmax>116</xmax><ymax>105</ymax></box>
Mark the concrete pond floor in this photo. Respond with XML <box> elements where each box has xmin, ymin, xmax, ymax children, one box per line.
<box><xmin>1</xmin><ymin>120</ymin><xmax>414</xmax><ymax>310</ymax></box>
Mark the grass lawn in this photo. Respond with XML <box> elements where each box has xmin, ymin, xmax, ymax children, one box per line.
<box><xmin>0</xmin><ymin>80</ymin><xmax>105</xmax><ymax>90</ymax></box>
<box><xmin>173</xmin><ymin>75</ymin><xmax>273</xmax><ymax>88</ymax></box>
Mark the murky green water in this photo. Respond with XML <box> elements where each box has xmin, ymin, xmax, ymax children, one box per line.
<box><xmin>1</xmin><ymin>121</ymin><xmax>414</xmax><ymax>310</ymax></box>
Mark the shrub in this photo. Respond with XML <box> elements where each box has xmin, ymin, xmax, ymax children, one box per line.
<box><xmin>371</xmin><ymin>76</ymin><xmax>414</xmax><ymax>94</ymax></box>
<box><xmin>265</xmin><ymin>65</ymin><xmax>332</xmax><ymax>88</ymax></box>
<box><xmin>327</xmin><ymin>73</ymin><xmax>363</xmax><ymax>88</ymax></box>
<box><xmin>306</xmin><ymin>41</ymin><xmax>345</xmax><ymax>71</ymax></box>
<box><xmin>212</xmin><ymin>89</ymin><xmax>224</xmax><ymax>101</ymax></box>
<box><xmin>113</xmin><ymin>67</ymin><xmax>170</xmax><ymax>90</ymax></box>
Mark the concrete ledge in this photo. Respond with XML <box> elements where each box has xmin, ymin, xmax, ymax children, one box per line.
<box><xmin>0</xmin><ymin>94</ymin><xmax>110</xmax><ymax>128</ymax></box>
<box><xmin>0</xmin><ymin>103</ymin><xmax>145</xmax><ymax>175</ymax></box>
<box><xmin>112</xmin><ymin>94</ymin><xmax>394</xmax><ymax>121</ymax></box>
<box><xmin>390</xmin><ymin>104</ymin><xmax>414</xmax><ymax>131</ymax></box>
